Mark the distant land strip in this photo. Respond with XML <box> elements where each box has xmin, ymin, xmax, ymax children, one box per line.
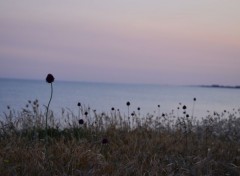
<box><xmin>199</xmin><ymin>84</ymin><xmax>240</xmax><ymax>89</ymax></box>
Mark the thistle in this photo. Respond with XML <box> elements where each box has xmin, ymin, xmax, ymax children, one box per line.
<box><xmin>77</xmin><ymin>102</ymin><xmax>81</xmax><ymax>119</ymax></box>
<box><xmin>78</xmin><ymin>119</ymin><xmax>84</xmax><ymax>125</ymax></box>
<box><xmin>126</xmin><ymin>101</ymin><xmax>130</xmax><ymax>127</ymax></box>
<box><xmin>45</xmin><ymin>74</ymin><xmax>54</xmax><ymax>145</ymax></box>
<box><xmin>192</xmin><ymin>97</ymin><xmax>197</xmax><ymax>118</ymax></box>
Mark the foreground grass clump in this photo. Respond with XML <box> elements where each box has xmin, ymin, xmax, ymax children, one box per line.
<box><xmin>0</xmin><ymin>103</ymin><xmax>240</xmax><ymax>175</ymax></box>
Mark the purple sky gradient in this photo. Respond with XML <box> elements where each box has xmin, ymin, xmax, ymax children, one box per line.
<box><xmin>0</xmin><ymin>1</ymin><xmax>240</xmax><ymax>85</ymax></box>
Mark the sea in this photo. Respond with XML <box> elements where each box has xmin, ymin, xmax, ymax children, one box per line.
<box><xmin>0</xmin><ymin>78</ymin><xmax>240</xmax><ymax>119</ymax></box>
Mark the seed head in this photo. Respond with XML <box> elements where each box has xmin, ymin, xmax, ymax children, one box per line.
<box><xmin>46</xmin><ymin>74</ymin><xmax>55</xmax><ymax>83</ymax></box>
<box><xmin>111</xmin><ymin>107</ymin><xmax>115</xmax><ymax>111</ymax></box>
<box><xmin>77</xmin><ymin>102</ymin><xmax>81</xmax><ymax>107</ymax></box>
<box><xmin>137</xmin><ymin>107</ymin><xmax>140</xmax><ymax>111</ymax></box>
<box><xmin>84</xmin><ymin>111</ymin><xmax>88</xmax><ymax>116</ymax></box>
<box><xmin>193</xmin><ymin>98</ymin><xmax>197</xmax><ymax>101</ymax></box>
<box><xmin>78</xmin><ymin>119</ymin><xmax>84</xmax><ymax>125</ymax></box>
<box><xmin>182</xmin><ymin>105</ymin><xmax>187</xmax><ymax>110</ymax></box>
<box><xmin>158</xmin><ymin>105</ymin><xmax>160</xmax><ymax>108</ymax></box>
<box><xmin>126</xmin><ymin>101</ymin><xmax>130</xmax><ymax>106</ymax></box>
<box><xmin>102</xmin><ymin>138</ymin><xmax>109</xmax><ymax>144</ymax></box>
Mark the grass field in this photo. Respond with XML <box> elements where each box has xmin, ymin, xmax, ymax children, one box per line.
<box><xmin>0</xmin><ymin>100</ymin><xmax>240</xmax><ymax>175</ymax></box>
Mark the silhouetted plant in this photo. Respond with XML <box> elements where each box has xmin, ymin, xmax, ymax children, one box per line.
<box><xmin>45</xmin><ymin>74</ymin><xmax>54</xmax><ymax>139</ymax></box>
<box><xmin>137</xmin><ymin>107</ymin><xmax>141</xmax><ymax>116</ymax></box>
<box><xmin>124</xmin><ymin>101</ymin><xmax>130</xmax><ymax>127</ymax></box>
<box><xmin>77</xmin><ymin>102</ymin><xmax>81</xmax><ymax>119</ymax></box>
<box><xmin>158</xmin><ymin>105</ymin><xmax>160</xmax><ymax>117</ymax></box>
<box><xmin>78</xmin><ymin>119</ymin><xmax>84</xmax><ymax>125</ymax></box>
<box><xmin>102</xmin><ymin>138</ymin><xmax>109</xmax><ymax>144</ymax></box>
<box><xmin>126</xmin><ymin>101</ymin><xmax>130</xmax><ymax>125</ymax></box>
<box><xmin>192</xmin><ymin>97</ymin><xmax>197</xmax><ymax>118</ymax></box>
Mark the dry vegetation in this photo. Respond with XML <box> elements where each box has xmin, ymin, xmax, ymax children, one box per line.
<box><xmin>0</xmin><ymin>100</ymin><xmax>240</xmax><ymax>176</ymax></box>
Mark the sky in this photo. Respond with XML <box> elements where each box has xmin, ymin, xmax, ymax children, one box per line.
<box><xmin>0</xmin><ymin>0</ymin><xmax>240</xmax><ymax>85</ymax></box>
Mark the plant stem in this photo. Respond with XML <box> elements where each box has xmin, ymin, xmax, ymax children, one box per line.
<box><xmin>45</xmin><ymin>83</ymin><xmax>53</xmax><ymax>148</ymax></box>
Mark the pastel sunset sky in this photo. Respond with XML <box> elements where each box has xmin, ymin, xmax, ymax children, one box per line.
<box><xmin>1</xmin><ymin>0</ymin><xmax>240</xmax><ymax>85</ymax></box>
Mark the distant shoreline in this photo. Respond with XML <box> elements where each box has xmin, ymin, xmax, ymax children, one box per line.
<box><xmin>199</xmin><ymin>84</ymin><xmax>240</xmax><ymax>89</ymax></box>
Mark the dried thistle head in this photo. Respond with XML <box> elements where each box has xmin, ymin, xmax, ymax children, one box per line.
<box><xmin>46</xmin><ymin>74</ymin><xmax>55</xmax><ymax>83</ymax></box>
<box><xmin>78</xmin><ymin>119</ymin><xmax>84</xmax><ymax>125</ymax></box>
<box><xmin>102</xmin><ymin>138</ymin><xmax>109</xmax><ymax>144</ymax></box>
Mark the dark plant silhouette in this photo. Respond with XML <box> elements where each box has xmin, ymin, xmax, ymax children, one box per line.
<box><xmin>46</xmin><ymin>74</ymin><xmax>54</xmax><ymax>83</ymax></box>
<box><xmin>78</xmin><ymin>119</ymin><xmax>84</xmax><ymax>125</ymax></box>
<box><xmin>192</xmin><ymin>97</ymin><xmax>197</xmax><ymax>118</ymax></box>
<box><xmin>126</xmin><ymin>101</ymin><xmax>130</xmax><ymax>127</ymax></box>
<box><xmin>45</xmin><ymin>74</ymin><xmax>54</xmax><ymax>145</ymax></box>
<box><xmin>102</xmin><ymin>138</ymin><xmax>109</xmax><ymax>144</ymax></box>
<box><xmin>157</xmin><ymin>105</ymin><xmax>160</xmax><ymax>117</ymax></box>
<box><xmin>77</xmin><ymin>102</ymin><xmax>81</xmax><ymax>119</ymax></box>
<box><xmin>183</xmin><ymin>105</ymin><xmax>187</xmax><ymax>110</ymax></box>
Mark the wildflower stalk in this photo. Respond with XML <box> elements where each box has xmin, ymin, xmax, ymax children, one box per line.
<box><xmin>46</xmin><ymin>83</ymin><xmax>53</xmax><ymax>144</ymax></box>
<box><xmin>192</xmin><ymin>98</ymin><xmax>196</xmax><ymax>119</ymax></box>
<box><xmin>126</xmin><ymin>101</ymin><xmax>130</xmax><ymax>129</ymax></box>
<box><xmin>45</xmin><ymin>73</ymin><xmax>54</xmax><ymax>161</ymax></box>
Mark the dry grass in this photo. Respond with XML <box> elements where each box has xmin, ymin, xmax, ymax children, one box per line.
<box><xmin>0</xmin><ymin>101</ymin><xmax>240</xmax><ymax>175</ymax></box>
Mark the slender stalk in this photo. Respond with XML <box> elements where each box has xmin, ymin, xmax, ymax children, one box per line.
<box><xmin>128</xmin><ymin>106</ymin><xmax>130</xmax><ymax>128</ymax></box>
<box><xmin>192</xmin><ymin>101</ymin><xmax>195</xmax><ymax>118</ymax></box>
<box><xmin>45</xmin><ymin>83</ymin><xmax>53</xmax><ymax>147</ymax></box>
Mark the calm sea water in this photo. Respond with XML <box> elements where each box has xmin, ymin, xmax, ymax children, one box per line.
<box><xmin>0</xmin><ymin>78</ymin><xmax>240</xmax><ymax>118</ymax></box>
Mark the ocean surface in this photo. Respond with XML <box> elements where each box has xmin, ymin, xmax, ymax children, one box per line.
<box><xmin>0</xmin><ymin>78</ymin><xmax>240</xmax><ymax>118</ymax></box>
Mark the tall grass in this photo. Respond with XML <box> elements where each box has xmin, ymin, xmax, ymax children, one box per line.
<box><xmin>0</xmin><ymin>102</ymin><xmax>240</xmax><ymax>175</ymax></box>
